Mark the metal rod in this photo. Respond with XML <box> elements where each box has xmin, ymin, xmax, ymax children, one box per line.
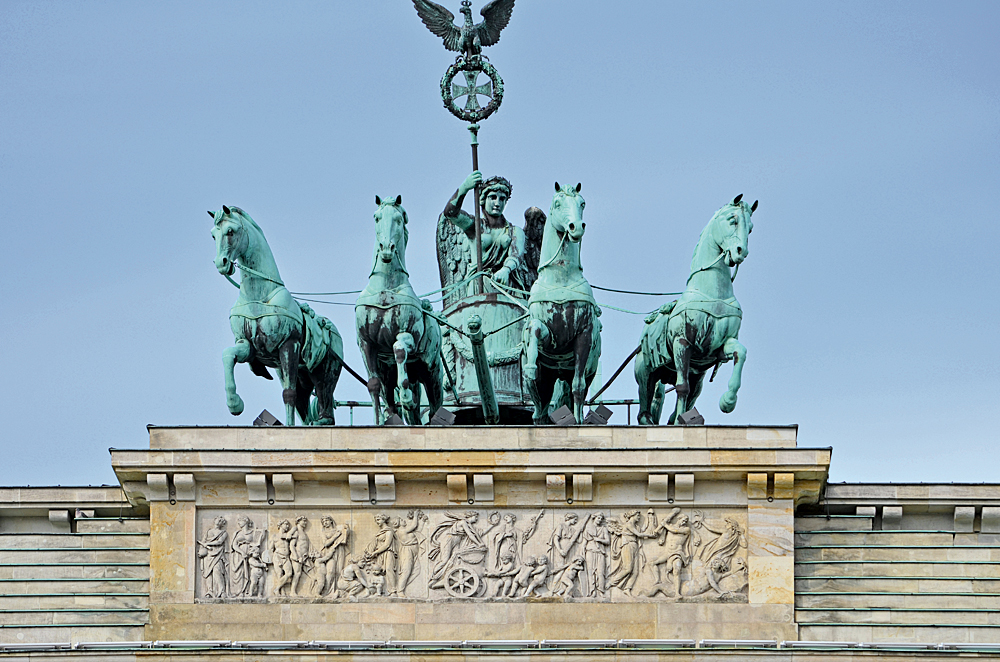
<box><xmin>469</xmin><ymin>123</ymin><xmax>483</xmax><ymax>295</ymax></box>
<box><xmin>587</xmin><ymin>346</ymin><xmax>642</xmax><ymax>405</ymax></box>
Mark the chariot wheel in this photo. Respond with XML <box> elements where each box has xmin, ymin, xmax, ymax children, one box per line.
<box><xmin>444</xmin><ymin>566</ymin><xmax>480</xmax><ymax>598</ymax></box>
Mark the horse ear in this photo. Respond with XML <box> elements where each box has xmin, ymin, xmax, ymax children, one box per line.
<box><xmin>395</xmin><ymin>195</ymin><xmax>402</xmax><ymax>206</ymax></box>
<box><xmin>575</xmin><ymin>183</ymin><xmax>582</xmax><ymax>193</ymax></box>
<box><xmin>751</xmin><ymin>200</ymin><xmax>759</xmax><ymax>213</ymax></box>
<box><xmin>732</xmin><ymin>194</ymin><xmax>743</xmax><ymax>205</ymax></box>
<box><xmin>222</xmin><ymin>205</ymin><xmax>231</xmax><ymax>215</ymax></box>
<box><xmin>554</xmin><ymin>181</ymin><xmax>561</xmax><ymax>192</ymax></box>
<box><xmin>375</xmin><ymin>195</ymin><xmax>382</xmax><ymax>206</ymax></box>
<box><xmin>207</xmin><ymin>210</ymin><xmax>215</xmax><ymax>219</ymax></box>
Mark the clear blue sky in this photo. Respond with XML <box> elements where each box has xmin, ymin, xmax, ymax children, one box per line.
<box><xmin>1</xmin><ymin>1</ymin><xmax>997</xmax><ymax>486</ymax></box>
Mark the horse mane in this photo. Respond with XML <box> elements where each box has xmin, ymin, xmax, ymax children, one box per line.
<box><xmin>229</xmin><ymin>206</ymin><xmax>264</xmax><ymax>235</ymax></box>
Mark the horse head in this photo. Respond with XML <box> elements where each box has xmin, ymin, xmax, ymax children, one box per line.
<box><xmin>372</xmin><ymin>195</ymin><xmax>408</xmax><ymax>273</ymax></box>
<box><xmin>549</xmin><ymin>182</ymin><xmax>586</xmax><ymax>243</ymax></box>
<box><xmin>710</xmin><ymin>194</ymin><xmax>757</xmax><ymax>268</ymax></box>
<box><xmin>209</xmin><ymin>205</ymin><xmax>249</xmax><ymax>276</ymax></box>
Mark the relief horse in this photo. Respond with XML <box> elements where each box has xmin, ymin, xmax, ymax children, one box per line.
<box><xmin>211</xmin><ymin>205</ymin><xmax>344</xmax><ymax>425</ymax></box>
<box><xmin>634</xmin><ymin>195</ymin><xmax>757</xmax><ymax>425</ymax></box>
<box><xmin>522</xmin><ymin>182</ymin><xmax>602</xmax><ymax>424</ymax></box>
<box><xmin>356</xmin><ymin>195</ymin><xmax>444</xmax><ymax>425</ymax></box>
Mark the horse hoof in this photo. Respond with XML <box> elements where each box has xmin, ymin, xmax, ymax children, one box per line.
<box><xmin>720</xmin><ymin>391</ymin><xmax>737</xmax><ymax>413</ymax></box>
<box><xmin>227</xmin><ymin>394</ymin><xmax>245</xmax><ymax>416</ymax></box>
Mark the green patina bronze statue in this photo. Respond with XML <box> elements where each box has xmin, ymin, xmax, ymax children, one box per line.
<box><xmin>438</xmin><ymin>170</ymin><xmax>536</xmax><ymax>299</ymax></box>
<box><xmin>634</xmin><ymin>195</ymin><xmax>758</xmax><ymax>425</ymax></box>
<box><xmin>356</xmin><ymin>196</ymin><xmax>445</xmax><ymax>425</ymax></box>
<box><xmin>522</xmin><ymin>183</ymin><xmax>602</xmax><ymax>425</ymax></box>
<box><xmin>412</xmin><ymin>0</ymin><xmax>515</xmax><ymax>61</ymax></box>
<box><xmin>211</xmin><ymin>206</ymin><xmax>344</xmax><ymax>425</ymax></box>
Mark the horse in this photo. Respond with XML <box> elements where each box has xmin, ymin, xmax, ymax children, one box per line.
<box><xmin>634</xmin><ymin>194</ymin><xmax>757</xmax><ymax>425</ymax></box>
<box><xmin>211</xmin><ymin>205</ymin><xmax>344</xmax><ymax>425</ymax></box>
<box><xmin>522</xmin><ymin>182</ymin><xmax>602</xmax><ymax>424</ymax></box>
<box><xmin>355</xmin><ymin>195</ymin><xmax>444</xmax><ymax>425</ymax></box>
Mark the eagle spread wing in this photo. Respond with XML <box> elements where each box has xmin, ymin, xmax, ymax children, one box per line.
<box><xmin>412</xmin><ymin>0</ymin><xmax>462</xmax><ymax>52</ymax></box>
<box><xmin>476</xmin><ymin>0</ymin><xmax>515</xmax><ymax>48</ymax></box>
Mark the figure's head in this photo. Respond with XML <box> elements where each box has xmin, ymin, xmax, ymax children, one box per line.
<box><xmin>678</xmin><ymin>514</ymin><xmax>689</xmax><ymax>526</ymax></box>
<box><xmin>479</xmin><ymin>176</ymin><xmax>512</xmax><ymax>218</ymax></box>
<box><xmin>710</xmin><ymin>194</ymin><xmax>756</xmax><ymax>268</ymax></box>
<box><xmin>460</xmin><ymin>0</ymin><xmax>472</xmax><ymax>19</ymax></box>
<box><xmin>536</xmin><ymin>556</ymin><xmax>548</xmax><ymax>566</ymax></box>
<box><xmin>296</xmin><ymin>516</ymin><xmax>308</xmax><ymax>529</ymax></box>
<box><xmin>236</xmin><ymin>515</ymin><xmax>251</xmax><ymax>529</ymax></box>
<box><xmin>213</xmin><ymin>516</ymin><xmax>227</xmax><ymax>529</ymax></box>
<box><xmin>278</xmin><ymin>519</ymin><xmax>291</xmax><ymax>532</ymax></box>
<box><xmin>592</xmin><ymin>513</ymin><xmax>605</xmax><ymax>526</ymax></box>
<box><xmin>524</xmin><ymin>556</ymin><xmax>536</xmax><ymax>566</ymax></box>
<box><xmin>464</xmin><ymin>511</ymin><xmax>479</xmax><ymax>523</ymax></box>
<box><xmin>565</xmin><ymin>513</ymin><xmax>579</xmax><ymax>526</ymax></box>
<box><xmin>373</xmin><ymin>195</ymin><xmax>408</xmax><ymax>269</ymax></box>
<box><xmin>374</xmin><ymin>513</ymin><xmax>390</xmax><ymax>527</ymax></box>
<box><xmin>321</xmin><ymin>516</ymin><xmax>335</xmax><ymax>529</ymax></box>
<box><xmin>248</xmin><ymin>543</ymin><xmax>261</xmax><ymax>558</ymax></box>
<box><xmin>503</xmin><ymin>514</ymin><xmax>517</xmax><ymax>525</ymax></box>
<box><xmin>210</xmin><ymin>205</ymin><xmax>248</xmax><ymax>276</ymax></box>
<box><xmin>501</xmin><ymin>553</ymin><xmax>514</xmax><ymax>564</ymax></box>
<box><xmin>549</xmin><ymin>182</ymin><xmax>586</xmax><ymax>242</ymax></box>
<box><xmin>624</xmin><ymin>510</ymin><xmax>640</xmax><ymax>523</ymax></box>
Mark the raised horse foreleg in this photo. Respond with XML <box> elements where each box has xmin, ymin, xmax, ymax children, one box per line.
<box><xmin>223</xmin><ymin>339</ymin><xmax>251</xmax><ymax>415</ymax></box>
<box><xmin>720</xmin><ymin>337</ymin><xmax>747</xmax><ymax>414</ymax></box>
<box><xmin>278</xmin><ymin>338</ymin><xmax>302</xmax><ymax>426</ymax></box>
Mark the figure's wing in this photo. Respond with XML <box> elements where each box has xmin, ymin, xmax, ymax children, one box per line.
<box><xmin>437</xmin><ymin>212</ymin><xmax>468</xmax><ymax>309</ymax></box>
<box><xmin>412</xmin><ymin>0</ymin><xmax>463</xmax><ymax>52</ymax></box>
<box><xmin>476</xmin><ymin>0</ymin><xmax>515</xmax><ymax>47</ymax></box>
<box><xmin>522</xmin><ymin>206</ymin><xmax>546</xmax><ymax>286</ymax></box>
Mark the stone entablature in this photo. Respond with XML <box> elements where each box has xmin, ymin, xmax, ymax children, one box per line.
<box><xmin>105</xmin><ymin>426</ymin><xmax>826</xmax><ymax>642</ymax></box>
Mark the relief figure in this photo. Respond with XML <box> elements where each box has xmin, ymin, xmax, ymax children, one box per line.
<box><xmin>646</xmin><ymin>508</ymin><xmax>693</xmax><ymax>598</ymax></box>
<box><xmin>488</xmin><ymin>510</ymin><xmax>543</xmax><ymax>573</ymax></box>
<box><xmin>607</xmin><ymin>510</ymin><xmax>655</xmax><ymax>595</ymax></box>
<box><xmin>364</xmin><ymin>513</ymin><xmax>399</xmax><ymax>597</ymax></box>
<box><xmin>552</xmin><ymin>556</ymin><xmax>586</xmax><ymax>598</ymax></box>
<box><xmin>197</xmin><ymin>516</ymin><xmax>230</xmax><ymax>599</ymax></box>
<box><xmin>315</xmin><ymin>515</ymin><xmax>350</xmax><ymax>597</ymax></box>
<box><xmin>428</xmin><ymin>511</ymin><xmax>496</xmax><ymax>595</ymax></box>
<box><xmin>582</xmin><ymin>512</ymin><xmax>610</xmax><ymax>597</ymax></box>
<box><xmin>230</xmin><ymin>515</ymin><xmax>268</xmax><ymax>597</ymax></box>
<box><xmin>393</xmin><ymin>510</ymin><xmax>428</xmax><ymax>597</ymax></box>
<box><xmin>270</xmin><ymin>519</ymin><xmax>295</xmax><ymax>596</ymax></box>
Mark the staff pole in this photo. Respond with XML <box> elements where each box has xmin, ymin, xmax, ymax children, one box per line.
<box><xmin>469</xmin><ymin>123</ymin><xmax>484</xmax><ymax>295</ymax></box>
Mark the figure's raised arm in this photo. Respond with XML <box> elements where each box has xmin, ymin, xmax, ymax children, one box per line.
<box><xmin>442</xmin><ymin>171</ymin><xmax>482</xmax><ymax>232</ymax></box>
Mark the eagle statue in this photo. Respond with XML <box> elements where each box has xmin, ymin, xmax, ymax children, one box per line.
<box><xmin>412</xmin><ymin>0</ymin><xmax>516</xmax><ymax>59</ymax></box>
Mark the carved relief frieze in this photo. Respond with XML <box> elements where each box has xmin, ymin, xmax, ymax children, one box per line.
<box><xmin>194</xmin><ymin>507</ymin><xmax>747</xmax><ymax>603</ymax></box>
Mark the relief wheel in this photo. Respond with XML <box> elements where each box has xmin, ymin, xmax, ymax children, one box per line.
<box><xmin>443</xmin><ymin>566</ymin><xmax>481</xmax><ymax>598</ymax></box>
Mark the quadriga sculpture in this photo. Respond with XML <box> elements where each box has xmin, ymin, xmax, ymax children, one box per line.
<box><xmin>356</xmin><ymin>195</ymin><xmax>444</xmax><ymax>424</ymax></box>
<box><xmin>211</xmin><ymin>206</ymin><xmax>344</xmax><ymax>425</ymax></box>
<box><xmin>522</xmin><ymin>182</ymin><xmax>602</xmax><ymax>424</ymax></box>
<box><xmin>634</xmin><ymin>195</ymin><xmax>757</xmax><ymax>425</ymax></box>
